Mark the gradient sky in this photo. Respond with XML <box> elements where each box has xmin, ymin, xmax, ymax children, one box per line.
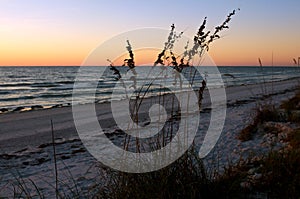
<box><xmin>0</xmin><ymin>0</ymin><xmax>299</xmax><ymax>66</ymax></box>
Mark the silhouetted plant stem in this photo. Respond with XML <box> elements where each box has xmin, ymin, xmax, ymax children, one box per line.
<box><xmin>258</xmin><ymin>57</ymin><xmax>267</xmax><ymax>95</ymax></box>
<box><xmin>198</xmin><ymin>80</ymin><xmax>207</xmax><ymax>110</ymax></box>
<box><xmin>51</xmin><ymin>119</ymin><xmax>58</xmax><ymax>199</ymax></box>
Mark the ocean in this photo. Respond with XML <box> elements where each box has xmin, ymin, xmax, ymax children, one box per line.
<box><xmin>0</xmin><ymin>66</ymin><xmax>299</xmax><ymax>111</ymax></box>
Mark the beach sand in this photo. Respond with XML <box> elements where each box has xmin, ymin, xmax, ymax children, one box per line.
<box><xmin>0</xmin><ymin>78</ymin><xmax>299</xmax><ymax>197</ymax></box>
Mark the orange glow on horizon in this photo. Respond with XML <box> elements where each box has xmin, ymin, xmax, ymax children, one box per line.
<box><xmin>0</xmin><ymin>37</ymin><xmax>298</xmax><ymax>66</ymax></box>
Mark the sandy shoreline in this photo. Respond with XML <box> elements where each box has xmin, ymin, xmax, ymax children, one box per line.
<box><xmin>0</xmin><ymin>78</ymin><xmax>298</xmax><ymax>154</ymax></box>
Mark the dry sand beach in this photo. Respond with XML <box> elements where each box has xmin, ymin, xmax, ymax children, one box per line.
<box><xmin>0</xmin><ymin>78</ymin><xmax>299</xmax><ymax>197</ymax></box>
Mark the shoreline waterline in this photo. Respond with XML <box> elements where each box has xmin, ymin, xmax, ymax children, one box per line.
<box><xmin>0</xmin><ymin>77</ymin><xmax>299</xmax><ymax>153</ymax></box>
<box><xmin>1</xmin><ymin>66</ymin><xmax>300</xmax><ymax>111</ymax></box>
<box><xmin>0</xmin><ymin>76</ymin><xmax>299</xmax><ymax>115</ymax></box>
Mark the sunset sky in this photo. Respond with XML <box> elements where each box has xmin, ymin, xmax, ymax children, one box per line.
<box><xmin>0</xmin><ymin>0</ymin><xmax>299</xmax><ymax>66</ymax></box>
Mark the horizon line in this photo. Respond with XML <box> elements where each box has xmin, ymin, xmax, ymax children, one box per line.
<box><xmin>0</xmin><ymin>65</ymin><xmax>297</xmax><ymax>67</ymax></box>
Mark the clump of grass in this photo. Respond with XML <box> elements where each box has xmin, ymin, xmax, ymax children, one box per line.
<box><xmin>97</xmin><ymin>147</ymin><xmax>208</xmax><ymax>198</ymax></box>
<box><xmin>10</xmin><ymin>177</ymin><xmax>44</xmax><ymax>198</ymax></box>
<box><xmin>255</xmin><ymin>105</ymin><xmax>281</xmax><ymax>123</ymax></box>
<box><xmin>213</xmin><ymin>128</ymin><xmax>300</xmax><ymax>198</ymax></box>
<box><xmin>238</xmin><ymin>105</ymin><xmax>281</xmax><ymax>141</ymax></box>
<box><xmin>212</xmin><ymin>162</ymin><xmax>253</xmax><ymax>198</ymax></box>
<box><xmin>221</xmin><ymin>147</ymin><xmax>300</xmax><ymax>198</ymax></box>
<box><xmin>96</xmin><ymin>146</ymin><xmax>252</xmax><ymax>199</ymax></box>
<box><xmin>287</xmin><ymin>111</ymin><xmax>300</xmax><ymax>123</ymax></box>
<box><xmin>280</xmin><ymin>90</ymin><xmax>300</xmax><ymax>111</ymax></box>
<box><xmin>254</xmin><ymin>146</ymin><xmax>300</xmax><ymax>198</ymax></box>
<box><xmin>280</xmin><ymin>90</ymin><xmax>300</xmax><ymax>123</ymax></box>
<box><xmin>263</xmin><ymin>124</ymin><xmax>279</xmax><ymax>135</ymax></box>
<box><xmin>286</xmin><ymin>128</ymin><xmax>300</xmax><ymax>149</ymax></box>
<box><xmin>234</xmin><ymin>87</ymin><xmax>300</xmax><ymax>197</ymax></box>
<box><xmin>238</xmin><ymin>124</ymin><xmax>257</xmax><ymax>142</ymax></box>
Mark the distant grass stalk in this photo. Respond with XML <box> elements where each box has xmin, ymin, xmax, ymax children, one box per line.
<box><xmin>51</xmin><ymin>119</ymin><xmax>59</xmax><ymax>199</ymax></box>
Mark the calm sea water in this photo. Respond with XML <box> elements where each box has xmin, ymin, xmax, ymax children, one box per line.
<box><xmin>0</xmin><ymin>66</ymin><xmax>299</xmax><ymax>111</ymax></box>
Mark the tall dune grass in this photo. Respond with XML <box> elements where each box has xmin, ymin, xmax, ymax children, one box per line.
<box><xmin>95</xmin><ymin>9</ymin><xmax>240</xmax><ymax>198</ymax></box>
